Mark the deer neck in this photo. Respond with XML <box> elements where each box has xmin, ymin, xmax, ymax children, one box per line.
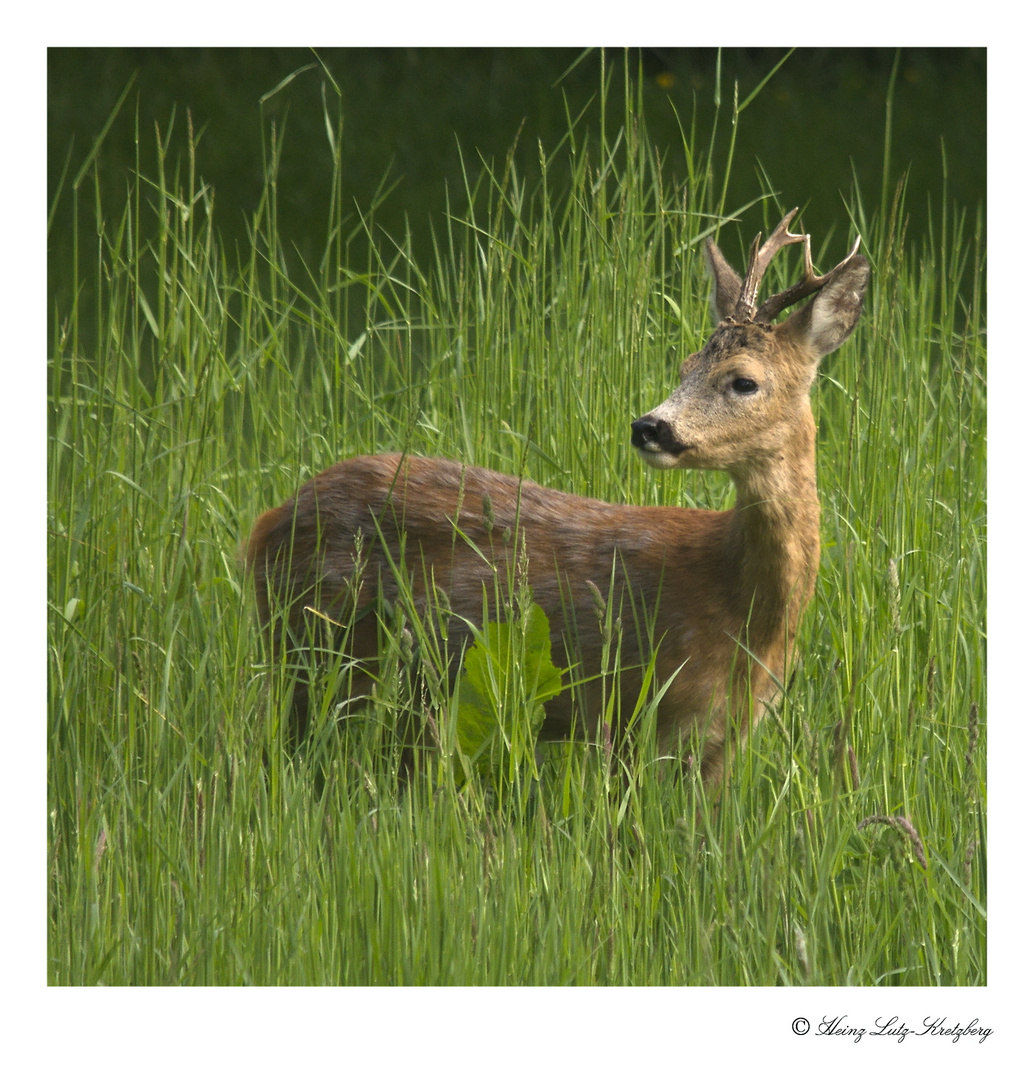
<box><xmin>726</xmin><ymin>416</ymin><xmax>821</xmax><ymax>640</ymax></box>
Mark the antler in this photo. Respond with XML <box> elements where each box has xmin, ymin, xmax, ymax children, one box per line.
<box><xmin>732</xmin><ymin>208</ymin><xmax>805</xmax><ymax>322</ymax></box>
<box><xmin>753</xmin><ymin>232</ymin><xmax>863</xmax><ymax>324</ymax></box>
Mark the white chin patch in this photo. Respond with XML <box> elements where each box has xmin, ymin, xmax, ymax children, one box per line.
<box><xmin>636</xmin><ymin>446</ymin><xmax>679</xmax><ymax>470</ymax></box>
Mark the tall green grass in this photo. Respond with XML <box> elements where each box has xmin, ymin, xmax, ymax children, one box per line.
<box><xmin>47</xmin><ymin>65</ymin><xmax>985</xmax><ymax>985</ymax></box>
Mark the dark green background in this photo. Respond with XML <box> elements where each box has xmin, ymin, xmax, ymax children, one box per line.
<box><xmin>48</xmin><ymin>47</ymin><xmax>985</xmax><ymax>331</ymax></box>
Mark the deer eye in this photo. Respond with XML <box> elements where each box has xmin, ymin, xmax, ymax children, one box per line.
<box><xmin>730</xmin><ymin>376</ymin><xmax>759</xmax><ymax>395</ymax></box>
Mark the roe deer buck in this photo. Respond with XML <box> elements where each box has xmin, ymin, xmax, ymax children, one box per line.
<box><xmin>247</xmin><ymin>209</ymin><xmax>869</xmax><ymax>786</ymax></box>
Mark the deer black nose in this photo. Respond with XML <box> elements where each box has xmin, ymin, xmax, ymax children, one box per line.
<box><xmin>631</xmin><ymin>415</ymin><xmax>670</xmax><ymax>451</ymax></box>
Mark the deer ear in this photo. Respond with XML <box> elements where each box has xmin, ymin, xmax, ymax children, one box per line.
<box><xmin>704</xmin><ymin>237</ymin><xmax>743</xmax><ymax>322</ymax></box>
<box><xmin>782</xmin><ymin>254</ymin><xmax>869</xmax><ymax>357</ymax></box>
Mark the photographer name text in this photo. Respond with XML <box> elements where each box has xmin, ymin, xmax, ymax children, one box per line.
<box><xmin>809</xmin><ymin>1015</ymin><xmax>992</xmax><ymax>1044</ymax></box>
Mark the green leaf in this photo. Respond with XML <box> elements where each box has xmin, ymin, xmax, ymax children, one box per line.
<box><xmin>453</xmin><ymin>602</ymin><xmax>563</xmax><ymax>786</ymax></box>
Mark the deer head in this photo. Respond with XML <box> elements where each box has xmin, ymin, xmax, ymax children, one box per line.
<box><xmin>631</xmin><ymin>209</ymin><xmax>869</xmax><ymax>477</ymax></box>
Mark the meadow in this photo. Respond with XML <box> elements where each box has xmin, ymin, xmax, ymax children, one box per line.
<box><xmin>47</xmin><ymin>59</ymin><xmax>985</xmax><ymax>985</ymax></box>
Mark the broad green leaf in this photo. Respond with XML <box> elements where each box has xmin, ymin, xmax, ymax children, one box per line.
<box><xmin>453</xmin><ymin>602</ymin><xmax>563</xmax><ymax>784</ymax></box>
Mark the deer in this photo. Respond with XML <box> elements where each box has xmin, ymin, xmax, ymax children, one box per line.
<box><xmin>246</xmin><ymin>209</ymin><xmax>869</xmax><ymax>788</ymax></box>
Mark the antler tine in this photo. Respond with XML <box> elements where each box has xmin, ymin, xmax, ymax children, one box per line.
<box><xmin>754</xmin><ymin>234</ymin><xmax>863</xmax><ymax>324</ymax></box>
<box><xmin>733</xmin><ymin>208</ymin><xmax>805</xmax><ymax>321</ymax></box>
